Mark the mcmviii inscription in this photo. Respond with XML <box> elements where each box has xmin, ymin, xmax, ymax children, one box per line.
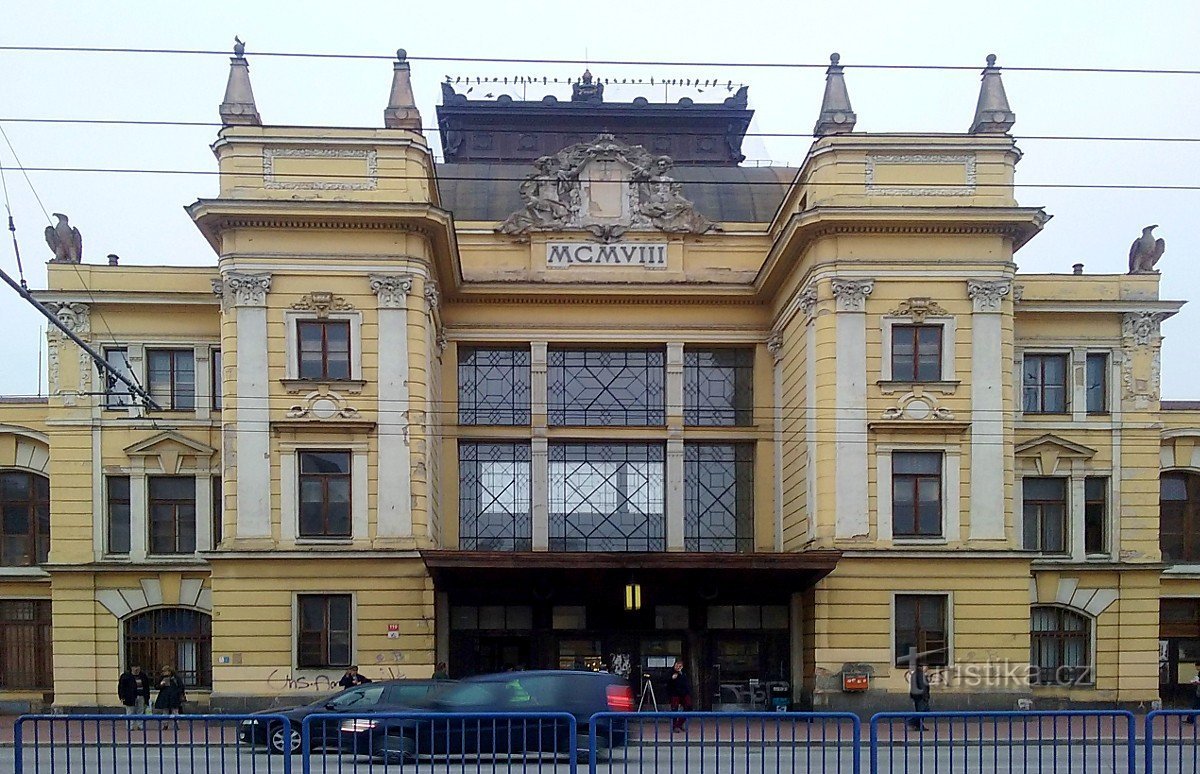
<box><xmin>547</xmin><ymin>242</ymin><xmax>667</xmax><ymax>268</ymax></box>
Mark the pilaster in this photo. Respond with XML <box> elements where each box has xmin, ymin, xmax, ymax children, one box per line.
<box><xmin>371</xmin><ymin>274</ymin><xmax>414</xmax><ymax>539</ymax></box>
<box><xmin>967</xmin><ymin>279</ymin><xmax>1010</xmax><ymax>540</ymax></box>
<box><xmin>831</xmin><ymin>279</ymin><xmax>872</xmax><ymax>538</ymax></box>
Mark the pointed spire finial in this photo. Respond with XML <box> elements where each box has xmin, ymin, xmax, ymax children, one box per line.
<box><xmin>969</xmin><ymin>53</ymin><xmax>1015</xmax><ymax>134</ymax></box>
<box><xmin>814</xmin><ymin>52</ymin><xmax>856</xmax><ymax>136</ymax></box>
<box><xmin>384</xmin><ymin>48</ymin><xmax>422</xmax><ymax>131</ymax></box>
<box><xmin>219</xmin><ymin>36</ymin><xmax>261</xmax><ymax>126</ymax></box>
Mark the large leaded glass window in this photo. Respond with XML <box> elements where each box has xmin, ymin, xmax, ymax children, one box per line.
<box><xmin>459</xmin><ymin>442</ymin><xmax>532</xmax><ymax>550</ymax></box>
<box><xmin>684</xmin><ymin>443</ymin><xmax>754</xmax><ymax>551</ymax></box>
<box><xmin>549</xmin><ymin>443</ymin><xmax>665</xmax><ymax>551</ymax></box>
<box><xmin>458</xmin><ymin>348</ymin><xmax>531</xmax><ymax>426</ymax></box>
<box><xmin>548</xmin><ymin>350</ymin><xmax>665</xmax><ymax>426</ymax></box>
<box><xmin>684</xmin><ymin>349</ymin><xmax>753</xmax><ymax>426</ymax></box>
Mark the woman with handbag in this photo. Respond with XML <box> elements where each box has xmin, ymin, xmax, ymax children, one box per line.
<box><xmin>153</xmin><ymin>666</ymin><xmax>186</xmax><ymax>726</ymax></box>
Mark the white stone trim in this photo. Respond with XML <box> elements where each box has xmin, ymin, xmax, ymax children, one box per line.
<box><xmin>95</xmin><ymin>578</ymin><xmax>214</xmax><ymax>619</ymax></box>
<box><xmin>877</xmin><ymin>445</ymin><xmax>962</xmax><ymax>542</ymax></box>
<box><xmin>666</xmin><ymin>437</ymin><xmax>685</xmax><ymax>551</ymax></box>
<box><xmin>291</xmin><ymin>591</ymin><xmax>359</xmax><ymax>672</ymax></box>
<box><xmin>970</xmin><ymin>310</ymin><xmax>1006</xmax><ymax>539</ymax></box>
<box><xmin>880</xmin><ymin>315</ymin><xmax>957</xmax><ymax>382</ymax></box>
<box><xmin>279</xmin><ymin>445</ymin><xmax>370</xmax><ymax>544</ymax></box>
<box><xmin>834</xmin><ymin>304</ymin><xmax>869</xmax><ymax>538</ymax></box>
<box><xmin>890</xmin><ymin>590</ymin><xmax>954</xmax><ymax>667</ymax></box>
<box><xmin>264</xmin><ymin>148</ymin><xmax>379</xmax><ymax>191</ymax></box>
<box><xmin>283</xmin><ymin>310</ymin><xmax>364</xmax><ymax>381</ymax></box>
<box><xmin>865</xmin><ymin>153</ymin><xmax>977</xmax><ymax>197</ymax></box>
<box><xmin>805</xmin><ymin>324</ymin><xmax>817</xmax><ymax>543</ymax></box>
<box><xmin>376</xmin><ymin>299</ymin><xmax>412</xmax><ymax>538</ymax></box>
<box><xmin>236</xmin><ymin>304</ymin><xmax>271</xmax><ymax>538</ymax></box>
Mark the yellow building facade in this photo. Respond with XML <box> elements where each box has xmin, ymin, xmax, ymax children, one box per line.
<box><xmin>0</xmin><ymin>50</ymin><xmax>1196</xmax><ymax>714</ymax></box>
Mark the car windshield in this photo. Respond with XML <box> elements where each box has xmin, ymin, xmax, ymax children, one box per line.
<box><xmin>326</xmin><ymin>685</ymin><xmax>385</xmax><ymax>710</ymax></box>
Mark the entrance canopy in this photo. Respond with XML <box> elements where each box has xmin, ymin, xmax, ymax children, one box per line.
<box><xmin>420</xmin><ymin>550</ymin><xmax>841</xmax><ymax>603</ymax></box>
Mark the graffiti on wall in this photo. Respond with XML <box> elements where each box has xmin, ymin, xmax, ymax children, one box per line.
<box><xmin>266</xmin><ymin>665</ymin><xmax>406</xmax><ymax>691</ymax></box>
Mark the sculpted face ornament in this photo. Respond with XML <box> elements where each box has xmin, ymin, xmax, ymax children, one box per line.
<box><xmin>498</xmin><ymin>134</ymin><xmax>720</xmax><ymax>240</ymax></box>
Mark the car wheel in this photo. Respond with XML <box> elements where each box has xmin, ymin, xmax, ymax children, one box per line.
<box><xmin>379</xmin><ymin>734</ymin><xmax>417</xmax><ymax>764</ymax></box>
<box><xmin>269</xmin><ymin>726</ymin><xmax>302</xmax><ymax>755</ymax></box>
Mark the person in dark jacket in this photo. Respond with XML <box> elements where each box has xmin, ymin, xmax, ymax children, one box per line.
<box><xmin>117</xmin><ymin>664</ymin><xmax>152</xmax><ymax>729</ymax></box>
<box><xmin>907</xmin><ymin>660</ymin><xmax>931</xmax><ymax>730</ymax></box>
<box><xmin>153</xmin><ymin>666</ymin><xmax>186</xmax><ymax>724</ymax></box>
<box><xmin>1184</xmin><ymin>663</ymin><xmax>1200</xmax><ymax>724</ymax></box>
<box><xmin>337</xmin><ymin>665</ymin><xmax>372</xmax><ymax>689</ymax></box>
<box><xmin>666</xmin><ymin>658</ymin><xmax>693</xmax><ymax>732</ymax></box>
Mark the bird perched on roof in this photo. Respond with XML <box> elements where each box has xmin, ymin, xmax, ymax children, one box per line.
<box><xmin>1128</xmin><ymin>225</ymin><xmax>1165</xmax><ymax>274</ymax></box>
<box><xmin>233</xmin><ymin>36</ymin><xmax>246</xmax><ymax>58</ymax></box>
<box><xmin>45</xmin><ymin>213</ymin><xmax>82</xmax><ymax>264</ymax></box>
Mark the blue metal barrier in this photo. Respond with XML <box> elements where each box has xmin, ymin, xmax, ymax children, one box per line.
<box><xmin>588</xmin><ymin>711</ymin><xmax>861</xmax><ymax>773</ymax></box>
<box><xmin>301</xmin><ymin>711</ymin><xmax>579</xmax><ymax>773</ymax></box>
<box><xmin>869</xmin><ymin>710</ymin><xmax>1136</xmax><ymax>773</ymax></box>
<box><xmin>13</xmin><ymin>712</ymin><xmax>293</xmax><ymax>774</ymax></box>
<box><xmin>1145</xmin><ymin>709</ymin><xmax>1200</xmax><ymax>773</ymax></box>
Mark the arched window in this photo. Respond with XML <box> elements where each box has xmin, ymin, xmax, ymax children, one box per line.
<box><xmin>124</xmin><ymin>608</ymin><xmax>212</xmax><ymax>689</ymax></box>
<box><xmin>1030</xmin><ymin>606</ymin><xmax>1092</xmax><ymax>686</ymax></box>
<box><xmin>1162</xmin><ymin>472</ymin><xmax>1200</xmax><ymax>563</ymax></box>
<box><xmin>0</xmin><ymin>471</ymin><xmax>50</xmax><ymax>566</ymax></box>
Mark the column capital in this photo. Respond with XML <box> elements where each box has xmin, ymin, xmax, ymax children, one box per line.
<box><xmin>766</xmin><ymin>331</ymin><xmax>784</xmax><ymax>362</ymax></box>
<box><xmin>213</xmin><ymin>272</ymin><xmax>272</xmax><ymax>310</ymax></box>
<box><xmin>369</xmin><ymin>274</ymin><xmax>414</xmax><ymax>309</ymax></box>
<box><xmin>831</xmin><ymin>278</ymin><xmax>874</xmax><ymax>312</ymax></box>
<box><xmin>966</xmin><ymin>279</ymin><xmax>1011</xmax><ymax>312</ymax></box>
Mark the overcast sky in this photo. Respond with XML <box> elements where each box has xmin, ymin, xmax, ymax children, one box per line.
<box><xmin>0</xmin><ymin>0</ymin><xmax>1197</xmax><ymax>397</ymax></box>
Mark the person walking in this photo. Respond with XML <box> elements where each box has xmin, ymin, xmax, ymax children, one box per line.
<box><xmin>666</xmin><ymin>658</ymin><xmax>692</xmax><ymax>733</ymax></box>
<box><xmin>907</xmin><ymin>661</ymin><xmax>931</xmax><ymax>731</ymax></box>
<box><xmin>337</xmin><ymin>665</ymin><xmax>372</xmax><ymax>689</ymax></box>
<box><xmin>117</xmin><ymin>664</ymin><xmax>152</xmax><ymax>729</ymax></box>
<box><xmin>153</xmin><ymin>666</ymin><xmax>186</xmax><ymax>725</ymax></box>
<box><xmin>432</xmin><ymin>662</ymin><xmax>450</xmax><ymax>680</ymax></box>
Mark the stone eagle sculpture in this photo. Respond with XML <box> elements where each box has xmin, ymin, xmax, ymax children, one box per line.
<box><xmin>44</xmin><ymin>213</ymin><xmax>82</xmax><ymax>264</ymax></box>
<box><xmin>1128</xmin><ymin>225</ymin><xmax>1165</xmax><ymax>274</ymax></box>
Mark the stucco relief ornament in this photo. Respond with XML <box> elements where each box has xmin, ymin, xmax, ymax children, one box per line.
<box><xmin>44</xmin><ymin>302</ymin><xmax>91</xmax><ymax>339</ymax></box>
<box><xmin>286</xmin><ymin>390</ymin><xmax>361</xmax><ymax>421</ymax></box>
<box><xmin>1122</xmin><ymin>311</ymin><xmax>1165</xmax><ymax>347</ymax></box>
<box><xmin>966</xmin><ymin>279</ymin><xmax>1011</xmax><ymax>311</ymax></box>
<box><xmin>830</xmin><ymin>279</ymin><xmax>874</xmax><ymax>312</ymax></box>
<box><xmin>497</xmin><ymin>134</ymin><xmax>720</xmax><ymax>240</ymax></box>
<box><xmin>889</xmin><ymin>297</ymin><xmax>948</xmax><ymax>322</ymax></box>
<box><xmin>423</xmin><ymin>280</ymin><xmax>441</xmax><ymax>316</ymax></box>
<box><xmin>291</xmin><ymin>291</ymin><xmax>354</xmax><ymax>318</ymax></box>
<box><xmin>368</xmin><ymin>274</ymin><xmax>413</xmax><ymax>308</ymax></box>
<box><xmin>766</xmin><ymin>331</ymin><xmax>784</xmax><ymax>362</ymax></box>
<box><xmin>214</xmin><ymin>273</ymin><xmax>272</xmax><ymax>309</ymax></box>
<box><xmin>797</xmin><ymin>287</ymin><xmax>818</xmax><ymax>317</ymax></box>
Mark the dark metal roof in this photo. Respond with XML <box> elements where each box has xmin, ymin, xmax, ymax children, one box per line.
<box><xmin>436</xmin><ymin>163</ymin><xmax>797</xmax><ymax>224</ymax></box>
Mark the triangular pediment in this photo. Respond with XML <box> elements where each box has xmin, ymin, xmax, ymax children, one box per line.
<box><xmin>124</xmin><ymin>431</ymin><xmax>216</xmax><ymax>474</ymax></box>
<box><xmin>1014</xmin><ymin>434</ymin><xmax>1096</xmax><ymax>476</ymax></box>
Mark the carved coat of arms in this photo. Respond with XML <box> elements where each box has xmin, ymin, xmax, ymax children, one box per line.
<box><xmin>498</xmin><ymin>134</ymin><xmax>720</xmax><ymax>241</ymax></box>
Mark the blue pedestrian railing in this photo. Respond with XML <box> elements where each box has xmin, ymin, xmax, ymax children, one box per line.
<box><xmin>14</xmin><ymin>712</ymin><xmax>293</xmax><ymax>774</ymax></box>
<box><xmin>870</xmin><ymin>710</ymin><xmax>1136</xmax><ymax>773</ymax></box>
<box><xmin>1145</xmin><ymin>709</ymin><xmax>1200</xmax><ymax>774</ymax></box>
<box><xmin>301</xmin><ymin>711</ymin><xmax>579</xmax><ymax>773</ymax></box>
<box><xmin>588</xmin><ymin>711</ymin><xmax>861</xmax><ymax>773</ymax></box>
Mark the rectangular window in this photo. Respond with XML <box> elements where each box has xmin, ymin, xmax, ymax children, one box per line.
<box><xmin>548</xmin><ymin>350</ymin><xmax>665</xmax><ymax>426</ymax></box>
<box><xmin>549</xmin><ymin>443</ymin><xmax>665</xmax><ymax>551</ymax></box>
<box><xmin>103</xmin><ymin>347</ymin><xmax>134</xmax><ymax>408</ymax></box>
<box><xmin>297</xmin><ymin>594</ymin><xmax>352</xmax><ymax>669</ymax></box>
<box><xmin>683</xmin><ymin>349</ymin><xmax>754</xmax><ymax>426</ymax></box>
<box><xmin>298</xmin><ymin>451</ymin><xmax>352</xmax><ymax>538</ymax></box>
<box><xmin>1160</xmin><ymin>473</ymin><xmax>1199</xmax><ymax>563</ymax></box>
<box><xmin>148</xmin><ymin>476</ymin><xmax>196</xmax><ymax>555</ymax></box>
<box><xmin>1022</xmin><ymin>353</ymin><xmax>1068</xmax><ymax>414</ymax></box>
<box><xmin>0</xmin><ymin>600</ymin><xmax>52</xmax><ymax>690</ymax></box>
<box><xmin>1084</xmin><ymin>476</ymin><xmax>1107</xmax><ymax>555</ymax></box>
<box><xmin>211</xmin><ymin>348</ymin><xmax>222</xmax><ymax>410</ymax></box>
<box><xmin>1023</xmin><ymin>477</ymin><xmax>1068</xmax><ymax>554</ymax></box>
<box><xmin>458</xmin><ymin>348</ymin><xmax>531</xmax><ymax>425</ymax></box>
<box><xmin>891</xmin><ymin>325</ymin><xmax>943</xmax><ymax>382</ymax></box>
<box><xmin>297</xmin><ymin>320</ymin><xmax>351</xmax><ymax>381</ymax></box>
<box><xmin>684</xmin><ymin>443</ymin><xmax>754</xmax><ymax>551</ymax></box>
<box><xmin>106</xmin><ymin>476</ymin><xmax>131</xmax><ymax>555</ymax></box>
<box><xmin>1085</xmin><ymin>353</ymin><xmax>1108</xmax><ymax>414</ymax></box>
<box><xmin>892</xmin><ymin>452</ymin><xmax>943</xmax><ymax>538</ymax></box>
<box><xmin>894</xmin><ymin>594</ymin><xmax>948</xmax><ymax>667</ymax></box>
<box><xmin>147</xmin><ymin>348</ymin><xmax>195</xmax><ymax>411</ymax></box>
<box><xmin>211</xmin><ymin>476</ymin><xmax>223</xmax><ymax>550</ymax></box>
<box><xmin>0</xmin><ymin>472</ymin><xmax>49</xmax><ymax>566</ymax></box>
<box><xmin>459</xmin><ymin>442</ymin><xmax>532</xmax><ymax>550</ymax></box>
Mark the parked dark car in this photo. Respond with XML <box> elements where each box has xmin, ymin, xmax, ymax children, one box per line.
<box><xmin>338</xmin><ymin>670</ymin><xmax>633</xmax><ymax>763</ymax></box>
<box><xmin>240</xmin><ymin>679</ymin><xmax>446</xmax><ymax>754</ymax></box>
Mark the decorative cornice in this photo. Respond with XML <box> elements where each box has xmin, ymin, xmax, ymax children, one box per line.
<box><xmin>1122</xmin><ymin>311</ymin><xmax>1166</xmax><ymax>347</ymax></box>
<box><xmin>967</xmin><ymin>279</ymin><xmax>1011</xmax><ymax>312</ymax></box>
<box><xmin>44</xmin><ymin>301</ymin><xmax>91</xmax><ymax>340</ymax></box>
<box><xmin>213</xmin><ymin>272</ymin><xmax>272</xmax><ymax>309</ymax></box>
<box><xmin>369</xmin><ymin>274</ymin><xmax>414</xmax><ymax>309</ymax></box>
<box><xmin>831</xmin><ymin>278</ymin><xmax>874</xmax><ymax>312</ymax></box>
<box><xmin>291</xmin><ymin>291</ymin><xmax>354</xmax><ymax>318</ymax></box>
<box><xmin>262</xmin><ymin>148</ymin><xmax>378</xmax><ymax>191</ymax></box>
<box><xmin>888</xmin><ymin>297</ymin><xmax>948</xmax><ymax>322</ymax></box>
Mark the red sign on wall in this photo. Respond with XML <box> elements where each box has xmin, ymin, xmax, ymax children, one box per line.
<box><xmin>387</xmin><ymin>623</ymin><xmax>400</xmax><ymax>632</ymax></box>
